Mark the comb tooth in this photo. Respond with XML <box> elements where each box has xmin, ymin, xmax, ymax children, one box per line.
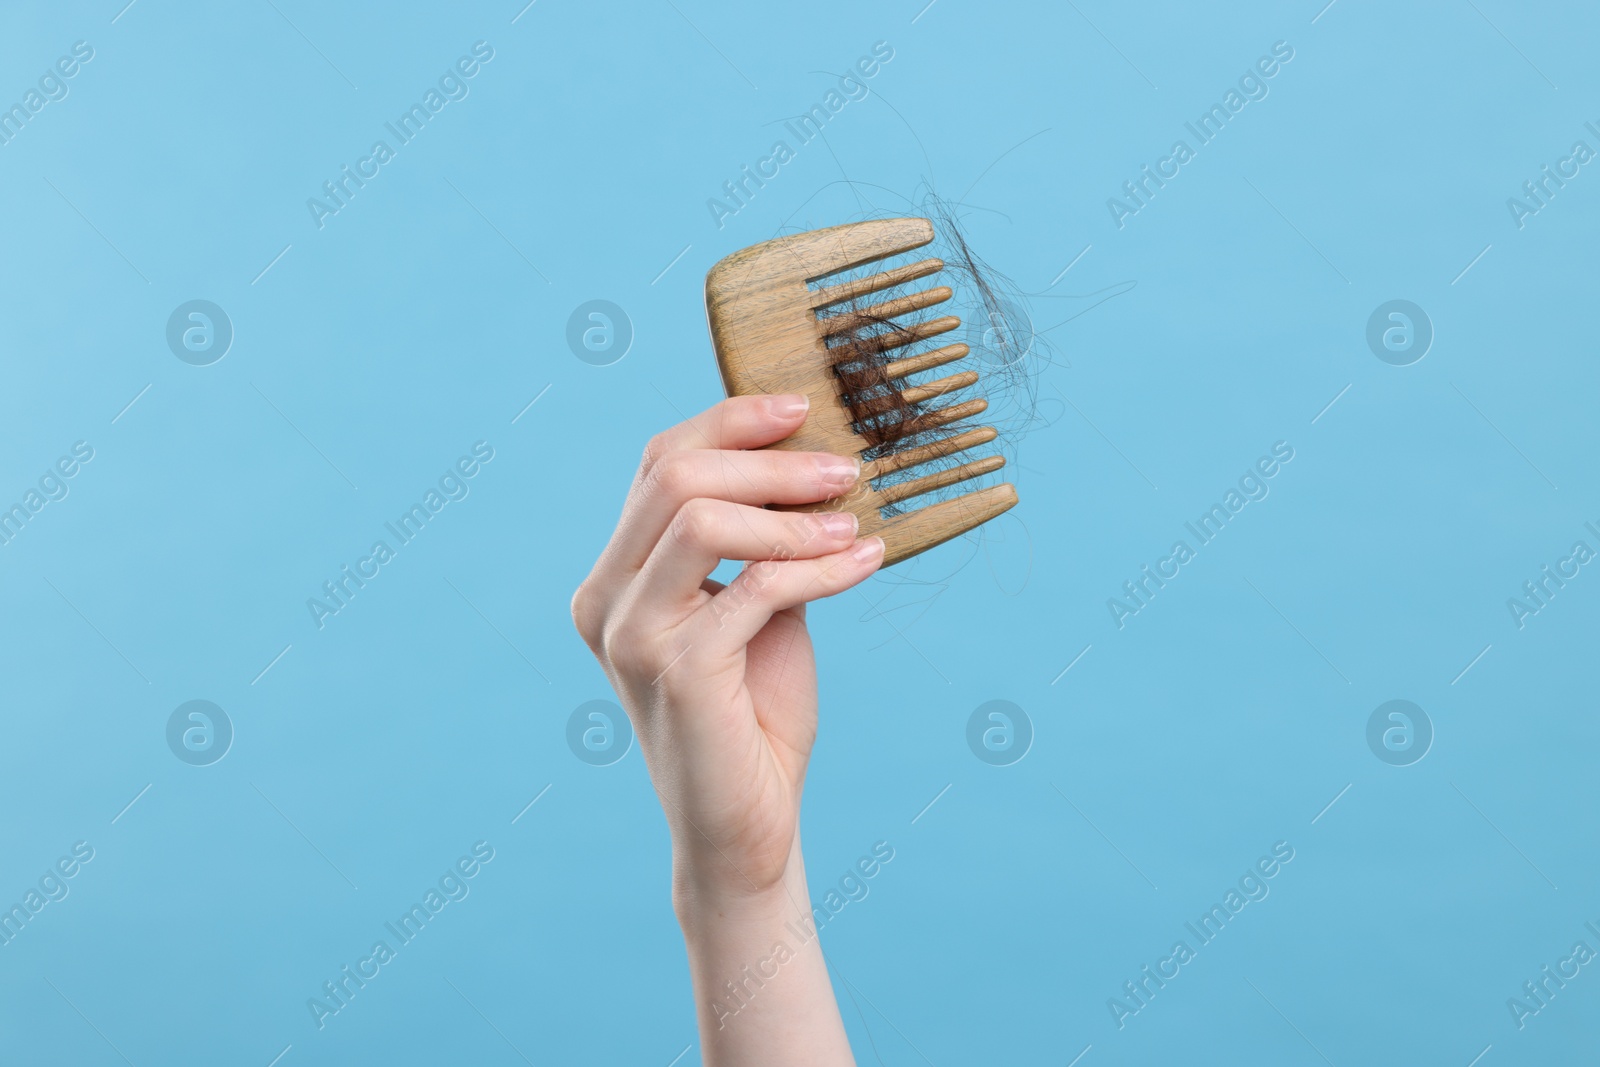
<box><xmin>821</xmin><ymin>286</ymin><xmax>952</xmax><ymax>337</ymax></box>
<box><xmin>799</xmin><ymin>218</ymin><xmax>935</xmax><ymax>280</ymax></box>
<box><xmin>869</xmin><ymin>315</ymin><xmax>962</xmax><ymax>354</ymax></box>
<box><xmin>916</xmin><ymin>397</ymin><xmax>988</xmax><ymax>431</ymax></box>
<box><xmin>864</xmin><ymin>426</ymin><xmax>997</xmax><ymax>479</ymax></box>
<box><xmin>884</xmin><ymin>342</ymin><xmax>969</xmax><ymax>380</ymax></box>
<box><xmin>878</xmin><ymin>455</ymin><xmax>1006</xmax><ymax>506</ymax></box>
<box><xmin>811</xmin><ymin>258</ymin><xmax>944</xmax><ymax>310</ymax></box>
<box><xmin>877</xmin><ymin>484</ymin><xmax>1018</xmax><ymax>567</ymax></box>
<box><xmin>899</xmin><ymin>370</ymin><xmax>979</xmax><ymax>405</ymax></box>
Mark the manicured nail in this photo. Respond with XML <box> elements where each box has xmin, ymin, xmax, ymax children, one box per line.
<box><xmin>817</xmin><ymin>511</ymin><xmax>857</xmax><ymax>537</ymax></box>
<box><xmin>770</xmin><ymin>394</ymin><xmax>809</xmax><ymax>418</ymax></box>
<box><xmin>819</xmin><ymin>455</ymin><xmax>860</xmax><ymax>486</ymax></box>
<box><xmin>851</xmin><ymin>536</ymin><xmax>885</xmax><ymax>563</ymax></box>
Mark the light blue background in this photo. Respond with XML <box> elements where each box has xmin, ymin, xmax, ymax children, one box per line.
<box><xmin>1</xmin><ymin>1</ymin><xmax>1596</xmax><ymax>1063</ymax></box>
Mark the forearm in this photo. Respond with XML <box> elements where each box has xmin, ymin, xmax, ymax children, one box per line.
<box><xmin>675</xmin><ymin>835</ymin><xmax>855</xmax><ymax>1066</ymax></box>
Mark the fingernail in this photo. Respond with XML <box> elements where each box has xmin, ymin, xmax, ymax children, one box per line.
<box><xmin>820</xmin><ymin>456</ymin><xmax>860</xmax><ymax>486</ymax></box>
<box><xmin>851</xmin><ymin>536</ymin><xmax>885</xmax><ymax>563</ymax></box>
<box><xmin>817</xmin><ymin>511</ymin><xmax>857</xmax><ymax>537</ymax></box>
<box><xmin>770</xmin><ymin>394</ymin><xmax>809</xmax><ymax>418</ymax></box>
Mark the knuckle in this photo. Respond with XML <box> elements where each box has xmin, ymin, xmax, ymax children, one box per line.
<box><xmin>599</xmin><ymin>618</ymin><xmax>647</xmax><ymax>674</ymax></box>
<box><xmin>602</xmin><ymin>617</ymin><xmax>679</xmax><ymax>680</ymax></box>
<box><xmin>798</xmin><ymin>567</ymin><xmax>841</xmax><ymax>603</ymax></box>
<box><xmin>784</xmin><ymin>450</ymin><xmax>841</xmax><ymax>493</ymax></box>
<box><xmin>670</xmin><ymin>498</ymin><xmax>722</xmax><ymax>549</ymax></box>
<box><xmin>570</xmin><ymin>580</ymin><xmax>602</xmax><ymax>648</ymax></box>
<box><xmin>704</xmin><ymin>398</ymin><xmax>734</xmax><ymax>434</ymax></box>
<box><xmin>638</xmin><ymin>431</ymin><xmax>670</xmax><ymax>475</ymax></box>
<box><xmin>644</xmin><ymin>450</ymin><xmax>695</xmax><ymax>499</ymax></box>
<box><xmin>740</xmin><ymin>558</ymin><xmax>786</xmax><ymax>599</ymax></box>
<box><xmin>791</xmin><ymin>513</ymin><xmax>831</xmax><ymax>550</ymax></box>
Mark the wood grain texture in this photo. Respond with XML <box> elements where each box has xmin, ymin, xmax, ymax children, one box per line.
<box><xmin>704</xmin><ymin>218</ymin><xmax>1018</xmax><ymax>567</ymax></box>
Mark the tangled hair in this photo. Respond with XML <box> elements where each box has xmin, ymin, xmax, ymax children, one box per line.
<box><xmin>807</xmin><ymin>196</ymin><xmax>1051</xmax><ymax>515</ymax></box>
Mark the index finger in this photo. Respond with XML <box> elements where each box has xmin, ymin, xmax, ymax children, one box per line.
<box><xmin>641</xmin><ymin>393</ymin><xmax>811</xmax><ymax>467</ymax></box>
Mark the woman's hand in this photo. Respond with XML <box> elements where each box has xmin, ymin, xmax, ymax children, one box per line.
<box><xmin>571</xmin><ymin>392</ymin><xmax>881</xmax><ymax>1065</ymax></box>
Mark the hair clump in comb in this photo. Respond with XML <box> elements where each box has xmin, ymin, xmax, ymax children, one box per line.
<box><xmin>811</xmin><ymin>198</ymin><xmax>1048</xmax><ymax>517</ymax></box>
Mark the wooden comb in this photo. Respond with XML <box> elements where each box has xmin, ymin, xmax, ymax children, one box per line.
<box><xmin>705</xmin><ymin>217</ymin><xmax>1018</xmax><ymax>567</ymax></box>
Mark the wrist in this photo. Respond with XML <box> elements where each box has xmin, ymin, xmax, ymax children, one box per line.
<box><xmin>672</xmin><ymin>833</ymin><xmax>809</xmax><ymax>935</ymax></box>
